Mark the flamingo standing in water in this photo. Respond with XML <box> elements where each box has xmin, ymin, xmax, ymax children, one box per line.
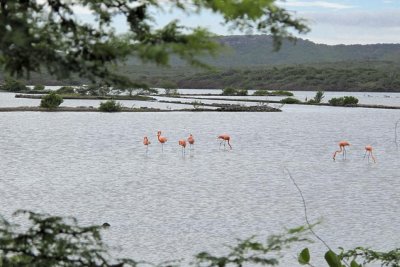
<box><xmin>187</xmin><ymin>134</ymin><xmax>195</xmax><ymax>149</ymax></box>
<box><xmin>333</xmin><ymin>141</ymin><xmax>350</xmax><ymax>161</ymax></box>
<box><xmin>364</xmin><ymin>145</ymin><xmax>376</xmax><ymax>163</ymax></box>
<box><xmin>178</xmin><ymin>139</ymin><xmax>187</xmax><ymax>154</ymax></box>
<box><xmin>157</xmin><ymin>131</ymin><xmax>167</xmax><ymax>151</ymax></box>
<box><xmin>143</xmin><ymin>136</ymin><xmax>150</xmax><ymax>152</ymax></box>
<box><xmin>218</xmin><ymin>134</ymin><xmax>232</xmax><ymax>149</ymax></box>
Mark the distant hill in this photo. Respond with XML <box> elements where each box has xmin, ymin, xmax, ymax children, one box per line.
<box><xmin>205</xmin><ymin>35</ymin><xmax>400</xmax><ymax>66</ymax></box>
<box><xmin>124</xmin><ymin>35</ymin><xmax>400</xmax><ymax>68</ymax></box>
<box><xmin>2</xmin><ymin>35</ymin><xmax>400</xmax><ymax>91</ymax></box>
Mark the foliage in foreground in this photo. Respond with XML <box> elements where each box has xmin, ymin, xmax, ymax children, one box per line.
<box><xmin>0</xmin><ymin>0</ymin><xmax>308</xmax><ymax>85</ymax></box>
<box><xmin>0</xmin><ymin>210</ymin><xmax>310</xmax><ymax>267</ymax></box>
<box><xmin>99</xmin><ymin>100</ymin><xmax>123</xmax><ymax>112</ymax></box>
<box><xmin>0</xmin><ymin>211</ymin><xmax>398</xmax><ymax>267</ymax></box>
<box><xmin>298</xmin><ymin>247</ymin><xmax>400</xmax><ymax>267</ymax></box>
<box><xmin>40</xmin><ymin>92</ymin><xmax>63</xmax><ymax>109</ymax></box>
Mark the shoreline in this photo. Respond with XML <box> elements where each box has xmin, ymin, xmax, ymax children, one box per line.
<box><xmin>0</xmin><ymin>106</ymin><xmax>281</xmax><ymax>113</ymax></box>
<box><xmin>5</xmin><ymin>93</ymin><xmax>400</xmax><ymax>111</ymax></box>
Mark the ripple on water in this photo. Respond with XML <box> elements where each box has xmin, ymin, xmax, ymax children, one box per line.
<box><xmin>0</xmin><ymin>109</ymin><xmax>399</xmax><ymax>265</ymax></box>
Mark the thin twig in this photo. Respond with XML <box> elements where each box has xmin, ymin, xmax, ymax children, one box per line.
<box><xmin>395</xmin><ymin>119</ymin><xmax>400</xmax><ymax>148</ymax></box>
<box><xmin>284</xmin><ymin>167</ymin><xmax>350</xmax><ymax>267</ymax></box>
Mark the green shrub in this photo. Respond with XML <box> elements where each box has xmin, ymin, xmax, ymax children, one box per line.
<box><xmin>192</xmin><ymin>100</ymin><xmax>202</xmax><ymax>109</ymax></box>
<box><xmin>328</xmin><ymin>97</ymin><xmax>343</xmax><ymax>106</ymax></box>
<box><xmin>33</xmin><ymin>84</ymin><xmax>45</xmax><ymax>91</ymax></box>
<box><xmin>329</xmin><ymin>96</ymin><xmax>359</xmax><ymax>106</ymax></box>
<box><xmin>99</xmin><ymin>100</ymin><xmax>122</xmax><ymax>112</ymax></box>
<box><xmin>56</xmin><ymin>86</ymin><xmax>75</xmax><ymax>94</ymax></box>
<box><xmin>0</xmin><ymin>77</ymin><xmax>27</xmax><ymax>92</ymax></box>
<box><xmin>40</xmin><ymin>92</ymin><xmax>63</xmax><ymax>109</ymax></box>
<box><xmin>222</xmin><ymin>87</ymin><xmax>237</xmax><ymax>95</ymax></box>
<box><xmin>273</xmin><ymin>90</ymin><xmax>294</xmax><ymax>96</ymax></box>
<box><xmin>308</xmin><ymin>90</ymin><xmax>324</xmax><ymax>104</ymax></box>
<box><xmin>280</xmin><ymin>97</ymin><xmax>301</xmax><ymax>104</ymax></box>
<box><xmin>236</xmin><ymin>89</ymin><xmax>248</xmax><ymax>96</ymax></box>
<box><xmin>343</xmin><ymin>96</ymin><xmax>359</xmax><ymax>105</ymax></box>
<box><xmin>165</xmin><ymin>88</ymin><xmax>179</xmax><ymax>95</ymax></box>
<box><xmin>253</xmin><ymin>89</ymin><xmax>269</xmax><ymax>96</ymax></box>
<box><xmin>222</xmin><ymin>87</ymin><xmax>248</xmax><ymax>96</ymax></box>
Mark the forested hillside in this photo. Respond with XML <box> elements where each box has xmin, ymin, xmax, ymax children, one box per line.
<box><xmin>2</xmin><ymin>35</ymin><xmax>400</xmax><ymax>91</ymax></box>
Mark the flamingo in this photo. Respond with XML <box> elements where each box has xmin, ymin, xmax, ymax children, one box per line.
<box><xmin>157</xmin><ymin>131</ymin><xmax>167</xmax><ymax>151</ymax></box>
<box><xmin>218</xmin><ymin>134</ymin><xmax>232</xmax><ymax>149</ymax></box>
<box><xmin>178</xmin><ymin>139</ymin><xmax>187</xmax><ymax>154</ymax></box>
<box><xmin>333</xmin><ymin>141</ymin><xmax>350</xmax><ymax>161</ymax></box>
<box><xmin>143</xmin><ymin>136</ymin><xmax>150</xmax><ymax>152</ymax></box>
<box><xmin>364</xmin><ymin>145</ymin><xmax>376</xmax><ymax>163</ymax></box>
<box><xmin>187</xmin><ymin>134</ymin><xmax>195</xmax><ymax>149</ymax></box>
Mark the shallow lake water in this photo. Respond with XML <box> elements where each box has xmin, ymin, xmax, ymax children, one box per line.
<box><xmin>0</xmin><ymin>105</ymin><xmax>399</xmax><ymax>265</ymax></box>
<box><xmin>1</xmin><ymin>89</ymin><xmax>400</xmax><ymax>108</ymax></box>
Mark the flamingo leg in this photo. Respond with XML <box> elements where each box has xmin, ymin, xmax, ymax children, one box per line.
<box><xmin>333</xmin><ymin>147</ymin><xmax>343</xmax><ymax>161</ymax></box>
<box><xmin>363</xmin><ymin>150</ymin><xmax>367</xmax><ymax>159</ymax></box>
<box><xmin>371</xmin><ymin>152</ymin><xmax>376</xmax><ymax>163</ymax></box>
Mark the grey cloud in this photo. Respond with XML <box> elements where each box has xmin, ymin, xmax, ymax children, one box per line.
<box><xmin>299</xmin><ymin>9</ymin><xmax>400</xmax><ymax>28</ymax></box>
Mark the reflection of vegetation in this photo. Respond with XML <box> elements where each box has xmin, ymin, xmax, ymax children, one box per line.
<box><xmin>99</xmin><ymin>100</ymin><xmax>122</xmax><ymax>112</ymax></box>
<box><xmin>280</xmin><ymin>97</ymin><xmax>301</xmax><ymax>104</ymax></box>
<box><xmin>329</xmin><ymin>96</ymin><xmax>359</xmax><ymax>106</ymax></box>
<box><xmin>40</xmin><ymin>92</ymin><xmax>63</xmax><ymax>109</ymax></box>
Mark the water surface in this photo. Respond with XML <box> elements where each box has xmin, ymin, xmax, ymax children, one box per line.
<box><xmin>0</xmin><ymin>106</ymin><xmax>399</xmax><ymax>265</ymax></box>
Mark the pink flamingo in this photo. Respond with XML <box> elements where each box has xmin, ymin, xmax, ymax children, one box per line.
<box><xmin>157</xmin><ymin>131</ymin><xmax>167</xmax><ymax>151</ymax></box>
<box><xmin>218</xmin><ymin>134</ymin><xmax>232</xmax><ymax>149</ymax></box>
<box><xmin>143</xmin><ymin>136</ymin><xmax>150</xmax><ymax>152</ymax></box>
<box><xmin>333</xmin><ymin>141</ymin><xmax>350</xmax><ymax>161</ymax></box>
<box><xmin>364</xmin><ymin>145</ymin><xmax>376</xmax><ymax>163</ymax></box>
<box><xmin>178</xmin><ymin>139</ymin><xmax>187</xmax><ymax>154</ymax></box>
<box><xmin>187</xmin><ymin>134</ymin><xmax>195</xmax><ymax>149</ymax></box>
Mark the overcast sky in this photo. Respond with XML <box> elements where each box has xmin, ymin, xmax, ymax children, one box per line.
<box><xmin>77</xmin><ymin>0</ymin><xmax>400</xmax><ymax>45</ymax></box>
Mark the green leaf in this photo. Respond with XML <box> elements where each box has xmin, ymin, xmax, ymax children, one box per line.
<box><xmin>325</xmin><ymin>250</ymin><xmax>342</xmax><ymax>267</ymax></box>
<box><xmin>350</xmin><ymin>260</ymin><xmax>361</xmax><ymax>267</ymax></box>
<box><xmin>298</xmin><ymin>248</ymin><xmax>310</xmax><ymax>265</ymax></box>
